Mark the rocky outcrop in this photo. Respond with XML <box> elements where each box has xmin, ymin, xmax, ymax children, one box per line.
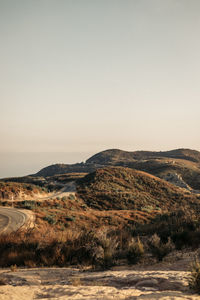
<box><xmin>161</xmin><ymin>172</ymin><xmax>192</xmax><ymax>191</ymax></box>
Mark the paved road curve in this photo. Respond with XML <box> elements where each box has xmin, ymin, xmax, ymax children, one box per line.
<box><xmin>0</xmin><ymin>207</ymin><xmax>28</xmax><ymax>234</ymax></box>
<box><xmin>0</xmin><ymin>181</ymin><xmax>76</xmax><ymax>234</ymax></box>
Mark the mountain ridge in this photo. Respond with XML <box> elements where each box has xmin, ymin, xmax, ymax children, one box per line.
<box><xmin>2</xmin><ymin>148</ymin><xmax>200</xmax><ymax>192</ymax></box>
<box><xmin>86</xmin><ymin>148</ymin><xmax>200</xmax><ymax>164</ymax></box>
<box><xmin>35</xmin><ymin>148</ymin><xmax>200</xmax><ymax>177</ymax></box>
<box><xmin>32</xmin><ymin>148</ymin><xmax>200</xmax><ymax>191</ymax></box>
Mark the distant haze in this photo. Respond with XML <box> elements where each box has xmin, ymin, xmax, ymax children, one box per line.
<box><xmin>0</xmin><ymin>152</ymin><xmax>94</xmax><ymax>178</ymax></box>
<box><xmin>1</xmin><ymin>1</ymin><xmax>200</xmax><ymax>177</ymax></box>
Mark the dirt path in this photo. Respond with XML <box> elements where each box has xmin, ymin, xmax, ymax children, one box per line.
<box><xmin>3</xmin><ymin>181</ymin><xmax>77</xmax><ymax>203</ymax></box>
<box><xmin>0</xmin><ymin>267</ymin><xmax>199</xmax><ymax>299</ymax></box>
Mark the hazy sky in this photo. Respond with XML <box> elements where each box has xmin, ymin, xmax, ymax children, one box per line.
<box><xmin>1</xmin><ymin>0</ymin><xmax>200</xmax><ymax>176</ymax></box>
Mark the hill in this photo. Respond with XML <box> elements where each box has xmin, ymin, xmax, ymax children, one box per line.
<box><xmin>0</xmin><ymin>182</ymin><xmax>47</xmax><ymax>201</ymax></box>
<box><xmin>31</xmin><ymin>148</ymin><xmax>200</xmax><ymax>191</ymax></box>
<box><xmin>123</xmin><ymin>157</ymin><xmax>200</xmax><ymax>190</ymax></box>
<box><xmin>35</xmin><ymin>163</ymin><xmax>102</xmax><ymax>177</ymax></box>
<box><xmin>76</xmin><ymin>166</ymin><xmax>199</xmax><ymax>211</ymax></box>
<box><xmin>3</xmin><ymin>148</ymin><xmax>199</xmax><ymax>192</ymax></box>
<box><xmin>1</xmin><ymin>173</ymin><xmax>86</xmax><ymax>192</ymax></box>
<box><xmin>86</xmin><ymin>149</ymin><xmax>200</xmax><ymax>191</ymax></box>
<box><xmin>86</xmin><ymin>148</ymin><xmax>200</xmax><ymax>164</ymax></box>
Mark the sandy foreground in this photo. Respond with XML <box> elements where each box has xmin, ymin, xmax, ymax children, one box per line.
<box><xmin>0</xmin><ymin>260</ymin><xmax>200</xmax><ymax>300</ymax></box>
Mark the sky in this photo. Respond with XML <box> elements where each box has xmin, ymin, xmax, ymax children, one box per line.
<box><xmin>1</xmin><ymin>0</ymin><xmax>200</xmax><ymax>177</ymax></box>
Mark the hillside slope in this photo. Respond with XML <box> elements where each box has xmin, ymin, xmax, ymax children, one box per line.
<box><xmin>86</xmin><ymin>148</ymin><xmax>200</xmax><ymax>164</ymax></box>
<box><xmin>31</xmin><ymin>148</ymin><xmax>200</xmax><ymax>191</ymax></box>
<box><xmin>86</xmin><ymin>149</ymin><xmax>200</xmax><ymax>191</ymax></box>
<box><xmin>0</xmin><ymin>182</ymin><xmax>47</xmax><ymax>201</ymax></box>
<box><xmin>76</xmin><ymin>167</ymin><xmax>199</xmax><ymax>211</ymax></box>
<box><xmin>124</xmin><ymin>158</ymin><xmax>200</xmax><ymax>190</ymax></box>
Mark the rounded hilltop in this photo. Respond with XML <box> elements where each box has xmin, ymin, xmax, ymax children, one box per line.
<box><xmin>76</xmin><ymin>166</ymin><xmax>199</xmax><ymax>211</ymax></box>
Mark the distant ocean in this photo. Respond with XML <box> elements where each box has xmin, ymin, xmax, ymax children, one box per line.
<box><xmin>0</xmin><ymin>152</ymin><xmax>93</xmax><ymax>178</ymax></box>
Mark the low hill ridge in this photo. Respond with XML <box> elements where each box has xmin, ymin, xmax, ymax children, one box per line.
<box><xmin>14</xmin><ymin>148</ymin><xmax>200</xmax><ymax>191</ymax></box>
<box><xmin>35</xmin><ymin>163</ymin><xmax>102</xmax><ymax>177</ymax></box>
<box><xmin>0</xmin><ymin>182</ymin><xmax>47</xmax><ymax>200</ymax></box>
<box><xmin>76</xmin><ymin>166</ymin><xmax>199</xmax><ymax>211</ymax></box>
<box><xmin>86</xmin><ymin>148</ymin><xmax>200</xmax><ymax>164</ymax></box>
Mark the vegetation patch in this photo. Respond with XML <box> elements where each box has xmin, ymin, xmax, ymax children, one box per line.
<box><xmin>77</xmin><ymin>167</ymin><xmax>199</xmax><ymax>210</ymax></box>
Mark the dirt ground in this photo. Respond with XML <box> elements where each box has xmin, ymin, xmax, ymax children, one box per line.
<box><xmin>0</xmin><ymin>253</ymin><xmax>200</xmax><ymax>300</ymax></box>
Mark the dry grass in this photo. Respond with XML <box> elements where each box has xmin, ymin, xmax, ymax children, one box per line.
<box><xmin>1</xmin><ymin>213</ymin><xmax>200</xmax><ymax>269</ymax></box>
<box><xmin>10</xmin><ymin>264</ymin><xmax>17</xmax><ymax>272</ymax></box>
<box><xmin>148</xmin><ymin>234</ymin><xmax>175</xmax><ymax>261</ymax></box>
<box><xmin>0</xmin><ymin>277</ymin><xmax>8</xmax><ymax>285</ymax></box>
<box><xmin>189</xmin><ymin>259</ymin><xmax>200</xmax><ymax>294</ymax></box>
<box><xmin>0</xmin><ymin>226</ymin><xmax>84</xmax><ymax>268</ymax></box>
<box><xmin>0</xmin><ymin>226</ymin><xmax>135</xmax><ymax>269</ymax></box>
<box><xmin>0</xmin><ymin>181</ymin><xmax>46</xmax><ymax>201</ymax></box>
<box><xmin>127</xmin><ymin>237</ymin><xmax>144</xmax><ymax>264</ymax></box>
<box><xmin>69</xmin><ymin>277</ymin><xmax>82</xmax><ymax>286</ymax></box>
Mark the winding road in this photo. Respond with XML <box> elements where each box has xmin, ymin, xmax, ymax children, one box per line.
<box><xmin>0</xmin><ymin>181</ymin><xmax>76</xmax><ymax>234</ymax></box>
<box><xmin>0</xmin><ymin>207</ymin><xmax>28</xmax><ymax>234</ymax></box>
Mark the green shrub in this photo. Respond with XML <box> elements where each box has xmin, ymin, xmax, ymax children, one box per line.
<box><xmin>26</xmin><ymin>185</ymin><xmax>33</xmax><ymax>191</ymax></box>
<box><xmin>69</xmin><ymin>194</ymin><xmax>75</xmax><ymax>200</ymax></box>
<box><xmin>55</xmin><ymin>203</ymin><xmax>63</xmax><ymax>209</ymax></box>
<box><xmin>65</xmin><ymin>216</ymin><xmax>75</xmax><ymax>222</ymax></box>
<box><xmin>43</xmin><ymin>215</ymin><xmax>57</xmax><ymax>225</ymax></box>
<box><xmin>21</xmin><ymin>200</ymin><xmax>36</xmax><ymax>210</ymax></box>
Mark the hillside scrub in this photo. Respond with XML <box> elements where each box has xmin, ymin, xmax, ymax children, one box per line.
<box><xmin>0</xmin><ymin>226</ymin><xmax>157</xmax><ymax>268</ymax></box>
<box><xmin>132</xmin><ymin>209</ymin><xmax>200</xmax><ymax>250</ymax></box>
<box><xmin>148</xmin><ymin>234</ymin><xmax>175</xmax><ymax>261</ymax></box>
<box><xmin>1</xmin><ymin>164</ymin><xmax>200</xmax><ymax>269</ymax></box>
<box><xmin>0</xmin><ymin>181</ymin><xmax>47</xmax><ymax>200</ymax></box>
<box><xmin>0</xmin><ymin>227</ymin><xmax>125</xmax><ymax>268</ymax></box>
<box><xmin>1</xmin><ymin>212</ymin><xmax>200</xmax><ymax>269</ymax></box>
<box><xmin>76</xmin><ymin>167</ymin><xmax>199</xmax><ymax>210</ymax></box>
<box><xmin>126</xmin><ymin>237</ymin><xmax>145</xmax><ymax>264</ymax></box>
<box><xmin>189</xmin><ymin>260</ymin><xmax>200</xmax><ymax>294</ymax></box>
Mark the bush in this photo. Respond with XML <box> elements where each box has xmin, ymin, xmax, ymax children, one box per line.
<box><xmin>91</xmin><ymin>228</ymin><xmax>118</xmax><ymax>269</ymax></box>
<box><xmin>69</xmin><ymin>194</ymin><xmax>75</xmax><ymax>200</ymax></box>
<box><xmin>65</xmin><ymin>216</ymin><xmax>75</xmax><ymax>222</ymax></box>
<box><xmin>148</xmin><ymin>233</ymin><xmax>174</xmax><ymax>261</ymax></box>
<box><xmin>132</xmin><ymin>210</ymin><xmax>200</xmax><ymax>249</ymax></box>
<box><xmin>126</xmin><ymin>237</ymin><xmax>144</xmax><ymax>264</ymax></box>
<box><xmin>172</xmin><ymin>230</ymin><xmax>200</xmax><ymax>250</ymax></box>
<box><xmin>43</xmin><ymin>215</ymin><xmax>57</xmax><ymax>225</ymax></box>
<box><xmin>189</xmin><ymin>260</ymin><xmax>200</xmax><ymax>294</ymax></box>
<box><xmin>21</xmin><ymin>200</ymin><xmax>36</xmax><ymax>210</ymax></box>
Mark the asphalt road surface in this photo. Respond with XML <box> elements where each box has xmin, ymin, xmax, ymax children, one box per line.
<box><xmin>0</xmin><ymin>207</ymin><xmax>27</xmax><ymax>234</ymax></box>
<box><xmin>0</xmin><ymin>181</ymin><xmax>76</xmax><ymax>234</ymax></box>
